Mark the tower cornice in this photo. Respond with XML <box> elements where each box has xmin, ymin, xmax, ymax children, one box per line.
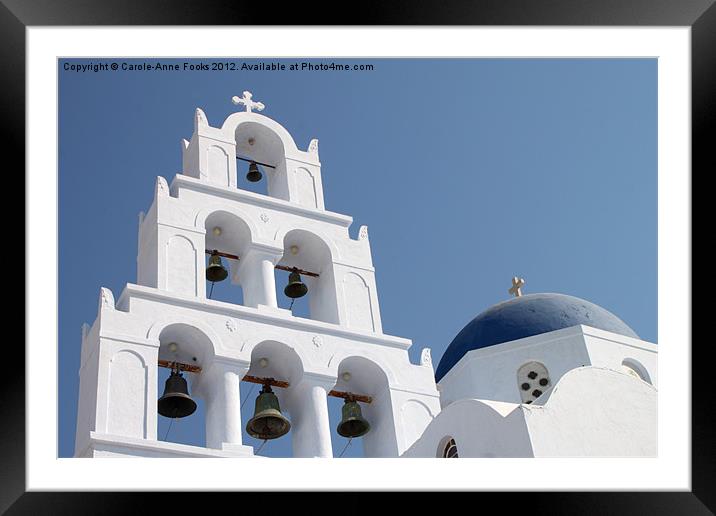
<box><xmin>116</xmin><ymin>283</ymin><xmax>412</xmax><ymax>350</ymax></box>
<box><xmin>170</xmin><ymin>174</ymin><xmax>352</xmax><ymax>228</ymax></box>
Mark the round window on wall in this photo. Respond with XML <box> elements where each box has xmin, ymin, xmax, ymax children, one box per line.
<box><xmin>517</xmin><ymin>361</ymin><xmax>551</xmax><ymax>404</ymax></box>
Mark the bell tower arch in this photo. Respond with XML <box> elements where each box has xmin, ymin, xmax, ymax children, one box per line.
<box><xmin>75</xmin><ymin>92</ymin><xmax>440</xmax><ymax>458</ymax></box>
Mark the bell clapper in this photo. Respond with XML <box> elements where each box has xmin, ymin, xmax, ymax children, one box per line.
<box><xmin>208</xmin><ymin>281</ymin><xmax>215</xmax><ymax>299</ymax></box>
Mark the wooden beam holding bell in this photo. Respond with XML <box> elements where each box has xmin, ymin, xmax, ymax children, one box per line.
<box><xmin>158</xmin><ymin>368</ymin><xmax>197</xmax><ymax>419</ymax></box>
<box><xmin>246</xmin><ymin>384</ymin><xmax>291</xmax><ymax>440</ymax></box>
<box><xmin>206</xmin><ymin>250</ymin><xmax>229</xmax><ymax>283</ymax></box>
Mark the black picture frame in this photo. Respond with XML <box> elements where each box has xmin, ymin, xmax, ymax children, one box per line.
<box><xmin>7</xmin><ymin>0</ymin><xmax>710</xmax><ymax>513</ymax></box>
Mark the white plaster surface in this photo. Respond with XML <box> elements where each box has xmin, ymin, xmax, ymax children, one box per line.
<box><xmin>76</xmin><ymin>104</ymin><xmax>439</xmax><ymax>458</ymax></box>
<box><xmin>437</xmin><ymin>325</ymin><xmax>657</xmax><ymax>407</ymax></box>
<box><xmin>403</xmin><ymin>367</ymin><xmax>657</xmax><ymax>457</ymax></box>
<box><xmin>76</xmin><ymin>101</ymin><xmax>657</xmax><ymax>460</ymax></box>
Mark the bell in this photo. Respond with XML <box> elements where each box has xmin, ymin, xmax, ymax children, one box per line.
<box><xmin>158</xmin><ymin>369</ymin><xmax>197</xmax><ymax>419</ymax></box>
<box><xmin>246</xmin><ymin>385</ymin><xmax>291</xmax><ymax>440</ymax></box>
<box><xmin>246</xmin><ymin>161</ymin><xmax>262</xmax><ymax>182</ymax></box>
<box><xmin>336</xmin><ymin>399</ymin><xmax>370</xmax><ymax>438</ymax></box>
<box><xmin>206</xmin><ymin>251</ymin><xmax>228</xmax><ymax>282</ymax></box>
<box><xmin>284</xmin><ymin>268</ymin><xmax>308</xmax><ymax>299</ymax></box>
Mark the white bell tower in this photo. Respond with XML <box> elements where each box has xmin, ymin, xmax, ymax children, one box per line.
<box><xmin>75</xmin><ymin>92</ymin><xmax>441</xmax><ymax>458</ymax></box>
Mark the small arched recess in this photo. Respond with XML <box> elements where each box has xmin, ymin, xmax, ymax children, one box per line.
<box><xmin>156</xmin><ymin>323</ymin><xmax>216</xmax><ymax>448</ymax></box>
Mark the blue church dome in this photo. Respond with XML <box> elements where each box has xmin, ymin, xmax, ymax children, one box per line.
<box><xmin>434</xmin><ymin>293</ymin><xmax>638</xmax><ymax>382</ymax></box>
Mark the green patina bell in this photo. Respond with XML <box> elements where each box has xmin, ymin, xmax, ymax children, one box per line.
<box><xmin>336</xmin><ymin>399</ymin><xmax>370</xmax><ymax>438</ymax></box>
<box><xmin>246</xmin><ymin>161</ymin><xmax>262</xmax><ymax>182</ymax></box>
<box><xmin>246</xmin><ymin>385</ymin><xmax>291</xmax><ymax>440</ymax></box>
<box><xmin>206</xmin><ymin>251</ymin><xmax>228</xmax><ymax>283</ymax></box>
<box><xmin>284</xmin><ymin>268</ymin><xmax>308</xmax><ymax>299</ymax></box>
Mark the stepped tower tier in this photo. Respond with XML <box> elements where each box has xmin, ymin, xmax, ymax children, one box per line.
<box><xmin>75</xmin><ymin>94</ymin><xmax>441</xmax><ymax>459</ymax></box>
<box><xmin>180</xmin><ymin>105</ymin><xmax>326</xmax><ymax>209</ymax></box>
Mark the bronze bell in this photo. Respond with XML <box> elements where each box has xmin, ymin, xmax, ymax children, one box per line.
<box><xmin>246</xmin><ymin>161</ymin><xmax>262</xmax><ymax>182</ymax></box>
<box><xmin>284</xmin><ymin>268</ymin><xmax>308</xmax><ymax>299</ymax></box>
<box><xmin>158</xmin><ymin>369</ymin><xmax>197</xmax><ymax>419</ymax></box>
<box><xmin>336</xmin><ymin>398</ymin><xmax>370</xmax><ymax>438</ymax></box>
<box><xmin>206</xmin><ymin>251</ymin><xmax>228</xmax><ymax>283</ymax></box>
<box><xmin>246</xmin><ymin>385</ymin><xmax>291</xmax><ymax>440</ymax></box>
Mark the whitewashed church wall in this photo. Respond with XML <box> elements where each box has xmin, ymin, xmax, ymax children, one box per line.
<box><xmin>524</xmin><ymin>367</ymin><xmax>657</xmax><ymax>456</ymax></box>
<box><xmin>287</xmin><ymin>161</ymin><xmax>324</xmax><ymax>210</ymax></box>
<box><xmin>181</xmin><ymin>109</ymin><xmax>238</xmax><ymax>189</ymax></box>
<box><xmin>173</xmin><ymin>182</ymin><xmax>353</xmax><ymax>248</ymax></box>
<box><xmin>219</xmin><ymin>111</ymin><xmax>324</xmax><ymax>208</ymax></box>
<box><xmin>140</xmin><ymin>175</ymin><xmax>381</xmax><ymax>329</ymax></box>
<box><xmin>401</xmin><ymin>398</ymin><xmax>533</xmax><ymax>458</ymax></box>
<box><xmin>157</xmin><ymin>226</ymin><xmax>205</xmax><ymax>298</ymax></box>
<box><xmin>181</xmin><ymin>135</ymin><xmax>200</xmax><ymax>180</ymax></box>
<box><xmin>438</xmin><ymin>326</ymin><xmax>591</xmax><ymax>407</ymax></box>
<box><xmin>205</xmin><ymin>143</ymin><xmax>237</xmax><ymax>188</ymax></box>
<box><xmin>339</xmin><ymin>269</ymin><xmax>377</xmax><ymax>333</ymax></box>
<box><xmin>263</xmin><ymin>160</ymin><xmax>289</xmax><ymax>202</ymax></box>
<box><xmin>81</xmin><ymin>336</ymin><xmax>159</xmax><ymax>445</ymax></box>
<box><xmin>86</xmin><ymin>432</ymin><xmax>257</xmax><ymax>458</ymax></box>
<box><xmin>77</xmin><ymin>98</ymin><xmax>659</xmax><ymax>461</ymax></box>
<box><xmin>581</xmin><ymin>327</ymin><xmax>658</xmax><ymax>387</ymax></box>
<box><xmin>305</xmin><ymin>267</ymin><xmax>341</xmax><ymax>325</ymax></box>
<box><xmin>75</xmin><ymin>334</ymin><xmax>100</xmax><ymax>456</ymax></box>
<box><xmin>136</xmin><ymin>199</ymin><xmax>159</xmax><ymax>288</ymax></box>
<box><xmin>391</xmin><ymin>389</ymin><xmax>441</xmax><ymax>453</ymax></box>
<box><xmin>77</xmin><ymin>281</ymin><xmax>432</xmax><ymax>457</ymax></box>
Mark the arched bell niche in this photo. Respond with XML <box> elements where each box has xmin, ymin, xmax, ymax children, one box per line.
<box><xmin>203</xmin><ymin>210</ymin><xmax>253</xmax><ymax>305</ymax></box>
<box><xmin>277</xmin><ymin>228</ymin><xmax>339</xmax><ymax>324</ymax></box>
<box><xmin>234</xmin><ymin>121</ymin><xmax>288</xmax><ymax>198</ymax></box>
<box><xmin>240</xmin><ymin>340</ymin><xmax>305</xmax><ymax>457</ymax></box>
<box><xmin>330</xmin><ymin>356</ymin><xmax>396</xmax><ymax>458</ymax></box>
<box><xmin>156</xmin><ymin>323</ymin><xmax>215</xmax><ymax>448</ymax></box>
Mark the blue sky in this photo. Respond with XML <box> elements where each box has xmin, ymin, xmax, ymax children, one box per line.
<box><xmin>59</xmin><ymin>57</ymin><xmax>657</xmax><ymax>458</ymax></box>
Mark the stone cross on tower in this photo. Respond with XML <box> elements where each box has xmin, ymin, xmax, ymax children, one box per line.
<box><xmin>231</xmin><ymin>91</ymin><xmax>265</xmax><ymax>113</ymax></box>
<box><xmin>509</xmin><ymin>276</ymin><xmax>525</xmax><ymax>297</ymax></box>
